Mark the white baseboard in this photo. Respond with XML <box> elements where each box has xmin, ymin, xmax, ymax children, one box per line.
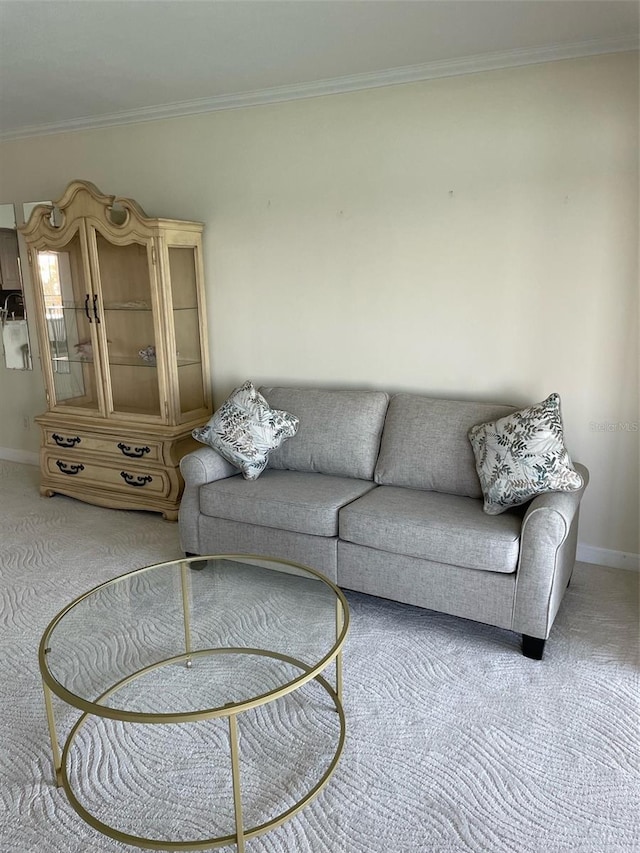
<box><xmin>577</xmin><ymin>544</ymin><xmax>639</xmax><ymax>572</ymax></box>
<box><xmin>0</xmin><ymin>447</ymin><xmax>39</xmax><ymax>466</ymax></box>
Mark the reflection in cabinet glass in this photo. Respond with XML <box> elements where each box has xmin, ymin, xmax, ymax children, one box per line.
<box><xmin>36</xmin><ymin>231</ymin><xmax>100</xmax><ymax>409</ymax></box>
<box><xmin>19</xmin><ymin>181</ymin><xmax>212</xmax><ymax>520</ymax></box>
<box><xmin>0</xmin><ymin>202</ymin><xmax>32</xmax><ymax>370</ymax></box>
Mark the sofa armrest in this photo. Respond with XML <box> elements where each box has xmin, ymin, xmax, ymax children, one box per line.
<box><xmin>178</xmin><ymin>448</ymin><xmax>239</xmax><ymax>555</ymax></box>
<box><xmin>522</xmin><ymin>462</ymin><xmax>589</xmax><ymax>542</ymax></box>
<box><xmin>512</xmin><ymin>462</ymin><xmax>589</xmax><ymax>639</ymax></box>
<box><xmin>180</xmin><ymin>446</ymin><xmax>239</xmax><ymax>487</ymax></box>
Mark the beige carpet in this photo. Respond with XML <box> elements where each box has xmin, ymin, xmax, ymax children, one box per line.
<box><xmin>0</xmin><ymin>460</ymin><xmax>638</xmax><ymax>852</ymax></box>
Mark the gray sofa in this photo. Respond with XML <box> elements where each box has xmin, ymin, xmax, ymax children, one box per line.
<box><xmin>179</xmin><ymin>387</ymin><xmax>589</xmax><ymax>659</ymax></box>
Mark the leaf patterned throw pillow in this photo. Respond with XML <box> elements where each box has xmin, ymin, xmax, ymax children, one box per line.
<box><xmin>468</xmin><ymin>393</ymin><xmax>583</xmax><ymax>515</ymax></box>
<box><xmin>192</xmin><ymin>381</ymin><xmax>299</xmax><ymax>480</ymax></box>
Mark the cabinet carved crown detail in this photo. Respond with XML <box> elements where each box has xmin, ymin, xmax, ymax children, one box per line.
<box><xmin>19</xmin><ymin>180</ymin><xmax>212</xmax><ymax>521</ymax></box>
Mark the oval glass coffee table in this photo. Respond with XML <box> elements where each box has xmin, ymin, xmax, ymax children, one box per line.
<box><xmin>38</xmin><ymin>555</ymin><xmax>349</xmax><ymax>851</ymax></box>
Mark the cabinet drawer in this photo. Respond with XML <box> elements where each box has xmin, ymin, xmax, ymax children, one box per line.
<box><xmin>43</xmin><ymin>452</ymin><xmax>170</xmax><ymax>497</ymax></box>
<box><xmin>43</xmin><ymin>429</ymin><xmax>162</xmax><ymax>462</ymax></box>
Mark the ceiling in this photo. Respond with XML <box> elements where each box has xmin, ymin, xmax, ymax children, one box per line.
<box><xmin>0</xmin><ymin>0</ymin><xmax>638</xmax><ymax>140</ymax></box>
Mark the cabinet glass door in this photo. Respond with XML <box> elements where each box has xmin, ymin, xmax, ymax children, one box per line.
<box><xmin>168</xmin><ymin>246</ymin><xmax>206</xmax><ymax>419</ymax></box>
<box><xmin>92</xmin><ymin>231</ymin><xmax>162</xmax><ymax>419</ymax></box>
<box><xmin>36</xmin><ymin>231</ymin><xmax>101</xmax><ymax>410</ymax></box>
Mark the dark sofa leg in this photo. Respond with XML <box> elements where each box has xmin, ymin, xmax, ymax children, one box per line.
<box><xmin>522</xmin><ymin>635</ymin><xmax>546</xmax><ymax>660</ymax></box>
<box><xmin>185</xmin><ymin>552</ymin><xmax>208</xmax><ymax>570</ymax></box>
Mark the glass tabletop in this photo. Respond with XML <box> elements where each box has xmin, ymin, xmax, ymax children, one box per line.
<box><xmin>39</xmin><ymin>555</ymin><xmax>349</xmax><ymax>721</ymax></box>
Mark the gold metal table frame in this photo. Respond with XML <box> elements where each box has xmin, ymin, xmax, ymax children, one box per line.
<box><xmin>38</xmin><ymin>555</ymin><xmax>349</xmax><ymax>852</ymax></box>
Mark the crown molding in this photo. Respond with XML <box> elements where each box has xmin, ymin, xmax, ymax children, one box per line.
<box><xmin>1</xmin><ymin>35</ymin><xmax>637</xmax><ymax>142</ymax></box>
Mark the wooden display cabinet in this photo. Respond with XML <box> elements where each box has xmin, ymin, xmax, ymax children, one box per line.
<box><xmin>19</xmin><ymin>180</ymin><xmax>212</xmax><ymax>520</ymax></box>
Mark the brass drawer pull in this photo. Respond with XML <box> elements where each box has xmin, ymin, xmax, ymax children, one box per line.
<box><xmin>52</xmin><ymin>433</ymin><xmax>81</xmax><ymax>448</ymax></box>
<box><xmin>56</xmin><ymin>461</ymin><xmax>85</xmax><ymax>475</ymax></box>
<box><xmin>120</xmin><ymin>472</ymin><xmax>153</xmax><ymax>488</ymax></box>
<box><xmin>117</xmin><ymin>442</ymin><xmax>151</xmax><ymax>458</ymax></box>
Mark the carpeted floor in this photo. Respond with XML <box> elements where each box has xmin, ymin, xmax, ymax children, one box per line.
<box><xmin>0</xmin><ymin>459</ymin><xmax>638</xmax><ymax>852</ymax></box>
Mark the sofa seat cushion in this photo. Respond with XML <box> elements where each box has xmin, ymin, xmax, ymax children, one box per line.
<box><xmin>339</xmin><ymin>486</ymin><xmax>522</xmax><ymax>573</ymax></box>
<box><xmin>199</xmin><ymin>469</ymin><xmax>375</xmax><ymax>537</ymax></box>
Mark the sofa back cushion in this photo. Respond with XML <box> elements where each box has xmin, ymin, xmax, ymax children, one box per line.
<box><xmin>261</xmin><ymin>387</ymin><xmax>389</xmax><ymax>480</ymax></box>
<box><xmin>374</xmin><ymin>394</ymin><xmax>516</xmax><ymax>498</ymax></box>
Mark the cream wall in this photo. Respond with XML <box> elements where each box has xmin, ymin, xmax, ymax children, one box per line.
<box><xmin>0</xmin><ymin>52</ymin><xmax>637</xmax><ymax>559</ymax></box>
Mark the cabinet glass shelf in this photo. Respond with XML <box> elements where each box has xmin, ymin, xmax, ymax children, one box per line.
<box><xmin>52</xmin><ymin>356</ymin><xmax>202</xmax><ymax>368</ymax></box>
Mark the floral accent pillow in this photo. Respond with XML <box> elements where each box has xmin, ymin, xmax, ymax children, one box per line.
<box><xmin>192</xmin><ymin>381</ymin><xmax>299</xmax><ymax>480</ymax></box>
<box><xmin>468</xmin><ymin>393</ymin><xmax>583</xmax><ymax>515</ymax></box>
